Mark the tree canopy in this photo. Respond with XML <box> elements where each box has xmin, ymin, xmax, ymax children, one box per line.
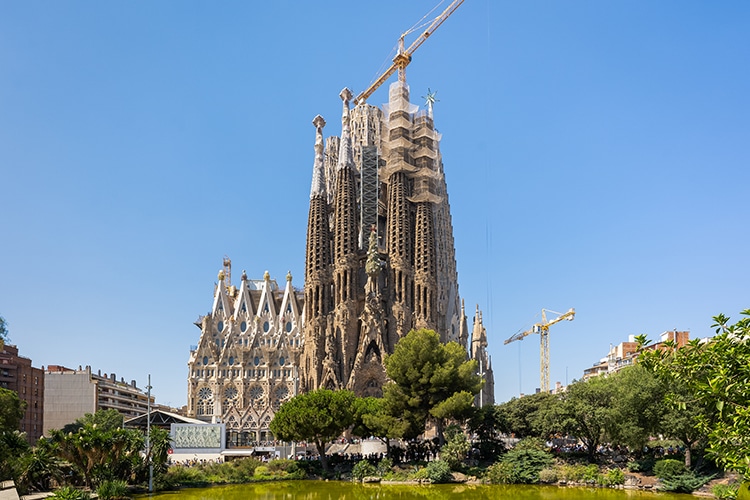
<box><xmin>0</xmin><ymin>387</ymin><xmax>25</xmax><ymax>434</ymax></box>
<box><xmin>383</xmin><ymin>329</ymin><xmax>482</xmax><ymax>443</ymax></box>
<box><xmin>640</xmin><ymin>309</ymin><xmax>750</xmax><ymax>477</ymax></box>
<box><xmin>0</xmin><ymin>315</ymin><xmax>9</xmax><ymax>349</ymax></box>
<box><xmin>269</xmin><ymin>388</ymin><xmax>355</xmax><ymax>471</ymax></box>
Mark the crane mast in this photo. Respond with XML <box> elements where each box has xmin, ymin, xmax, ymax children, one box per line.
<box><xmin>505</xmin><ymin>308</ymin><xmax>576</xmax><ymax>393</ymax></box>
<box><xmin>353</xmin><ymin>0</ymin><xmax>464</xmax><ymax>106</ymax></box>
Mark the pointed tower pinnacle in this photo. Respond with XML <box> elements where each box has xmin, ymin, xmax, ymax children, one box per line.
<box><xmin>310</xmin><ymin>115</ymin><xmax>327</xmax><ymax>199</ymax></box>
<box><xmin>337</xmin><ymin>88</ymin><xmax>354</xmax><ymax>172</ymax></box>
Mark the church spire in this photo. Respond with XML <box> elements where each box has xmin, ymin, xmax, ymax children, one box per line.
<box><xmin>310</xmin><ymin>115</ymin><xmax>327</xmax><ymax>199</ymax></box>
<box><xmin>337</xmin><ymin>88</ymin><xmax>354</xmax><ymax>172</ymax></box>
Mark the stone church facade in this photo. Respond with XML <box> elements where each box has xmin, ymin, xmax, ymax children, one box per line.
<box><xmin>186</xmin><ymin>81</ymin><xmax>494</xmax><ymax>444</ymax></box>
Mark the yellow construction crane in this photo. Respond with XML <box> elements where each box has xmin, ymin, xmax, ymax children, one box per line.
<box><xmin>505</xmin><ymin>308</ymin><xmax>576</xmax><ymax>393</ymax></box>
<box><xmin>353</xmin><ymin>0</ymin><xmax>464</xmax><ymax>106</ymax></box>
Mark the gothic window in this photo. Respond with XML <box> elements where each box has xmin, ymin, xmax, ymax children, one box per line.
<box><xmin>263</xmin><ymin>321</ymin><xmax>270</xmax><ymax>332</ymax></box>
<box><xmin>223</xmin><ymin>386</ymin><xmax>239</xmax><ymax>409</ymax></box>
<box><xmin>197</xmin><ymin>387</ymin><xmax>214</xmax><ymax>416</ymax></box>
<box><xmin>285</xmin><ymin>321</ymin><xmax>292</xmax><ymax>332</ymax></box>
<box><xmin>217</xmin><ymin>321</ymin><xmax>224</xmax><ymax>333</ymax></box>
<box><xmin>241</xmin><ymin>321</ymin><xmax>247</xmax><ymax>332</ymax></box>
<box><xmin>249</xmin><ymin>385</ymin><xmax>265</xmax><ymax>410</ymax></box>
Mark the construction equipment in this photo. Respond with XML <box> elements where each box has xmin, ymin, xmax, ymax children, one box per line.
<box><xmin>353</xmin><ymin>0</ymin><xmax>464</xmax><ymax>106</ymax></box>
<box><xmin>505</xmin><ymin>308</ymin><xmax>576</xmax><ymax>393</ymax></box>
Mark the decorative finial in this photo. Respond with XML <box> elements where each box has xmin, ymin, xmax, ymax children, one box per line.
<box><xmin>337</xmin><ymin>88</ymin><xmax>354</xmax><ymax>171</ymax></box>
<box><xmin>263</xmin><ymin>270</ymin><xmax>270</xmax><ymax>281</ymax></box>
<box><xmin>241</xmin><ymin>270</ymin><xmax>247</xmax><ymax>281</ymax></box>
<box><xmin>422</xmin><ymin>88</ymin><xmax>439</xmax><ymax>118</ymax></box>
<box><xmin>286</xmin><ymin>271</ymin><xmax>292</xmax><ymax>282</ymax></box>
<box><xmin>339</xmin><ymin>87</ymin><xmax>353</xmax><ymax>106</ymax></box>
<box><xmin>310</xmin><ymin>115</ymin><xmax>327</xmax><ymax>199</ymax></box>
<box><xmin>218</xmin><ymin>270</ymin><xmax>225</xmax><ymax>281</ymax></box>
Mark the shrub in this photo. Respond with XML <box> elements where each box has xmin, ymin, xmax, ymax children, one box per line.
<box><xmin>654</xmin><ymin>459</ymin><xmax>687</xmax><ymax>480</ymax></box>
<box><xmin>49</xmin><ymin>487</ymin><xmax>91</xmax><ymax>500</ymax></box>
<box><xmin>604</xmin><ymin>468</ymin><xmax>625</xmax><ymax>486</ymax></box>
<box><xmin>485</xmin><ymin>461</ymin><xmax>518</xmax><ymax>484</ymax></box>
<box><xmin>161</xmin><ymin>465</ymin><xmax>209</xmax><ymax>487</ymax></box>
<box><xmin>627</xmin><ymin>456</ymin><xmax>655</xmax><ymax>473</ymax></box>
<box><xmin>538</xmin><ymin>468</ymin><xmax>558</xmax><ymax>483</ymax></box>
<box><xmin>253</xmin><ymin>465</ymin><xmax>271</xmax><ymax>479</ymax></box>
<box><xmin>658</xmin><ymin>471</ymin><xmax>713</xmax><ymax>494</ymax></box>
<box><xmin>376</xmin><ymin>458</ymin><xmax>393</xmax><ymax>477</ymax></box>
<box><xmin>96</xmin><ymin>480</ymin><xmax>129</xmax><ymax>500</ymax></box>
<box><xmin>352</xmin><ymin>460</ymin><xmax>377</xmax><ymax>480</ymax></box>
<box><xmin>582</xmin><ymin>464</ymin><xmax>600</xmax><ymax>482</ymax></box>
<box><xmin>487</xmin><ymin>448</ymin><xmax>554</xmax><ymax>484</ymax></box>
<box><xmin>712</xmin><ymin>483</ymin><xmax>739</xmax><ymax>500</ymax></box>
<box><xmin>557</xmin><ymin>463</ymin><xmax>588</xmax><ymax>482</ymax></box>
<box><xmin>440</xmin><ymin>432</ymin><xmax>470</xmax><ymax>471</ymax></box>
<box><xmin>424</xmin><ymin>460</ymin><xmax>453</xmax><ymax>484</ymax></box>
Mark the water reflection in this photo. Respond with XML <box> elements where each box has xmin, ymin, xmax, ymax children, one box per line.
<box><xmin>140</xmin><ymin>481</ymin><xmax>695</xmax><ymax>500</ymax></box>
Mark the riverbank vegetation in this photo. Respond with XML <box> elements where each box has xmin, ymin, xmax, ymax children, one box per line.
<box><xmin>2</xmin><ymin>311</ymin><xmax>748</xmax><ymax>499</ymax></box>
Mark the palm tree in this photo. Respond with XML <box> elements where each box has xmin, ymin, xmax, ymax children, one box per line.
<box><xmin>17</xmin><ymin>438</ymin><xmax>65</xmax><ymax>493</ymax></box>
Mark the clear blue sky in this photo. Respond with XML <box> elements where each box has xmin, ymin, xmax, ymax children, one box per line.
<box><xmin>2</xmin><ymin>1</ymin><xmax>748</xmax><ymax>409</ymax></box>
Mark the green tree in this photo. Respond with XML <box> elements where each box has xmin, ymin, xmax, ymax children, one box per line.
<box><xmin>548</xmin><ymin>376</ymin><xmax>615</xmax><ymax>462</ymax></box>
<box><xmin>467</xmin><ymin>404</ymin><xmax>505</xmax><ymax>460</ymax></box>
<box><xmin>145</xmin><ymin>426</ymin><xmax>172</xmax><ymax>476</ymax></box>
<box><xmin>0</xmin><ymin>430</ymin><xmax>31</xmax><ymax>482</ymax></box>
<box><xmin>657</xmin><ymin>378</ymin><xmax>709</xmax><ymax>469</ymax></box>
<box><xmin>440</xmin><ymin>425</ymin><xmax>471</xmax><ymax>470</ymax></box>
<box><xmin>61</xmin><ymin>408</ymin><xmax>124</xmax><ymax>434</ymax></box>
<box><xmin>351</xmin><ymin>396</ymin><xmax>408</xmax><ymax>459</ymax></box>
<box><xmin>608</xmin><ymin>365</ymin><xmax>666</xmax><ymax>451</ymax></box>
<box><xmin>0</xmin><ymin>387</ymin><xmax>26</xmax><ymax>433</ymax></box>
<box><xmin>17</xmin><ymin>438</ymin><xmax>65</xmax><ymax>494</ymax></box>
<box><xmin>0</xmin><ymin>315</ymin><xmax>8</xmax><ymax>349</ymax></box>
<box><xmin>640</xmin><ymin>309</ymin><xmax>750</xmax><ymax>477</ymax></box>
<box><xmin>51</xmin><ymin>423</ymin><xmax>143</xmax><ymax>487</ymax></box>
<box><xmin>269</xmin><ymin>388</ymin><xmax>355</xmax><ymax>472</ymax></box>
<box><xmin>496</xmin><ymin>392</ymin><xmax>556</xmax><ymax>439</ymax></box>
<box><xmin>383</xmin><ymin>329</ymin><xmax>482</xmax><ymax>444</ymax></box>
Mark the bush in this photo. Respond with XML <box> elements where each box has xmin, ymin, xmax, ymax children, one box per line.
<box><xmin>604</xmin><ymin>468</ymin><xmax>625</xmax><ymax>486</ymax></box>
<box><xmin>627</xmin><ymin>457</ymin><xmax>655</xmax><ymax>473</ymax></box>
<box><xmin>96</xmin><ymin>480</ymin><xmax>129</xmax><ymax>500</ymax></box>
<box><xmin>253</xmin><ymin>465</ymin><xmax>271</xmax><ymax>479</ymax></box>
<box><xmin>485</xmin><ymin>461</ymin><xmax>518</xmax><ymax>484</ymax></box>
<box><xmin>712</xmin><ymin>483</ymin><xmax>739</xmax><ymax>500</ymax></box>
<box><xmin>488</xmin><ymin>448</ymin><xmax>554</xmax><ymax>484</ymax></box>
<box><xmin>654</xmin><ymin>459</ymin><xmax>687</xmax><ymax>480</ymax></box>
<box><xmin>440</xmin><ymin>432</ymin><xmax>470</xmax><ymax>471</ymax></box>
<box><xmin>538</xmin><ymin>468</ymin><xmax>558</xmax><ymax>483</ymax></box>
<box><xmin>557</xmin><ymin>464</ymin><xmax>588</xmax><ymax>482</ymax></box>
<box><xmin>424</xmin><ymin>460</ymin><xmax>453</xmax><ymax>484</ymax></box>
<box><xmin>582</xmin><ymin>464</ymin><xmax>600</xmax><ymax>482</ymax></box>
<box><xmin>376</xmin><ymin>457</ymin><xmax>393</xmax><ymax>477</ymax></box>
<box><xmin>658</xmin><ymin>471</ymin><xmax>713</xmax><ymax>494</ymax></box>
<box><xmin>351</xmin><ymin>460</ymin><xmax>377</xmax><ymax>480</ymax></box>
<box><xmin>49</xmin><ymin>487</ymin><xmax>91</xmax><ymax>500</ymax></box>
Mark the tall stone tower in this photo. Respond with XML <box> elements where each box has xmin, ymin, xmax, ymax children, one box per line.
<box><xmin>301</xmin><ymin>81</ymin><xmax>483</xmax><ymax>396</ymax></box>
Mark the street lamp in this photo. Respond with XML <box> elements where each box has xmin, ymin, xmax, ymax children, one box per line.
<box><xmin>146</xmin><ymin>374</ymin><xmax>153</xmax><ymax>493</ymax></box>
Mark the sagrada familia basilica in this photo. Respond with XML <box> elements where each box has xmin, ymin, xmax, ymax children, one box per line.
<box><xmin>186</xmin><ymin>80</ymin><xmax>494</xmax><ymax>444</ymax></box>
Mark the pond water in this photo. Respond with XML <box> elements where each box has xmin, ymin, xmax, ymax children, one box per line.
<box><xmin>140</xmin><ymin>481</ymin><xmax>696</xmax><ymax>500</ymax></box>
